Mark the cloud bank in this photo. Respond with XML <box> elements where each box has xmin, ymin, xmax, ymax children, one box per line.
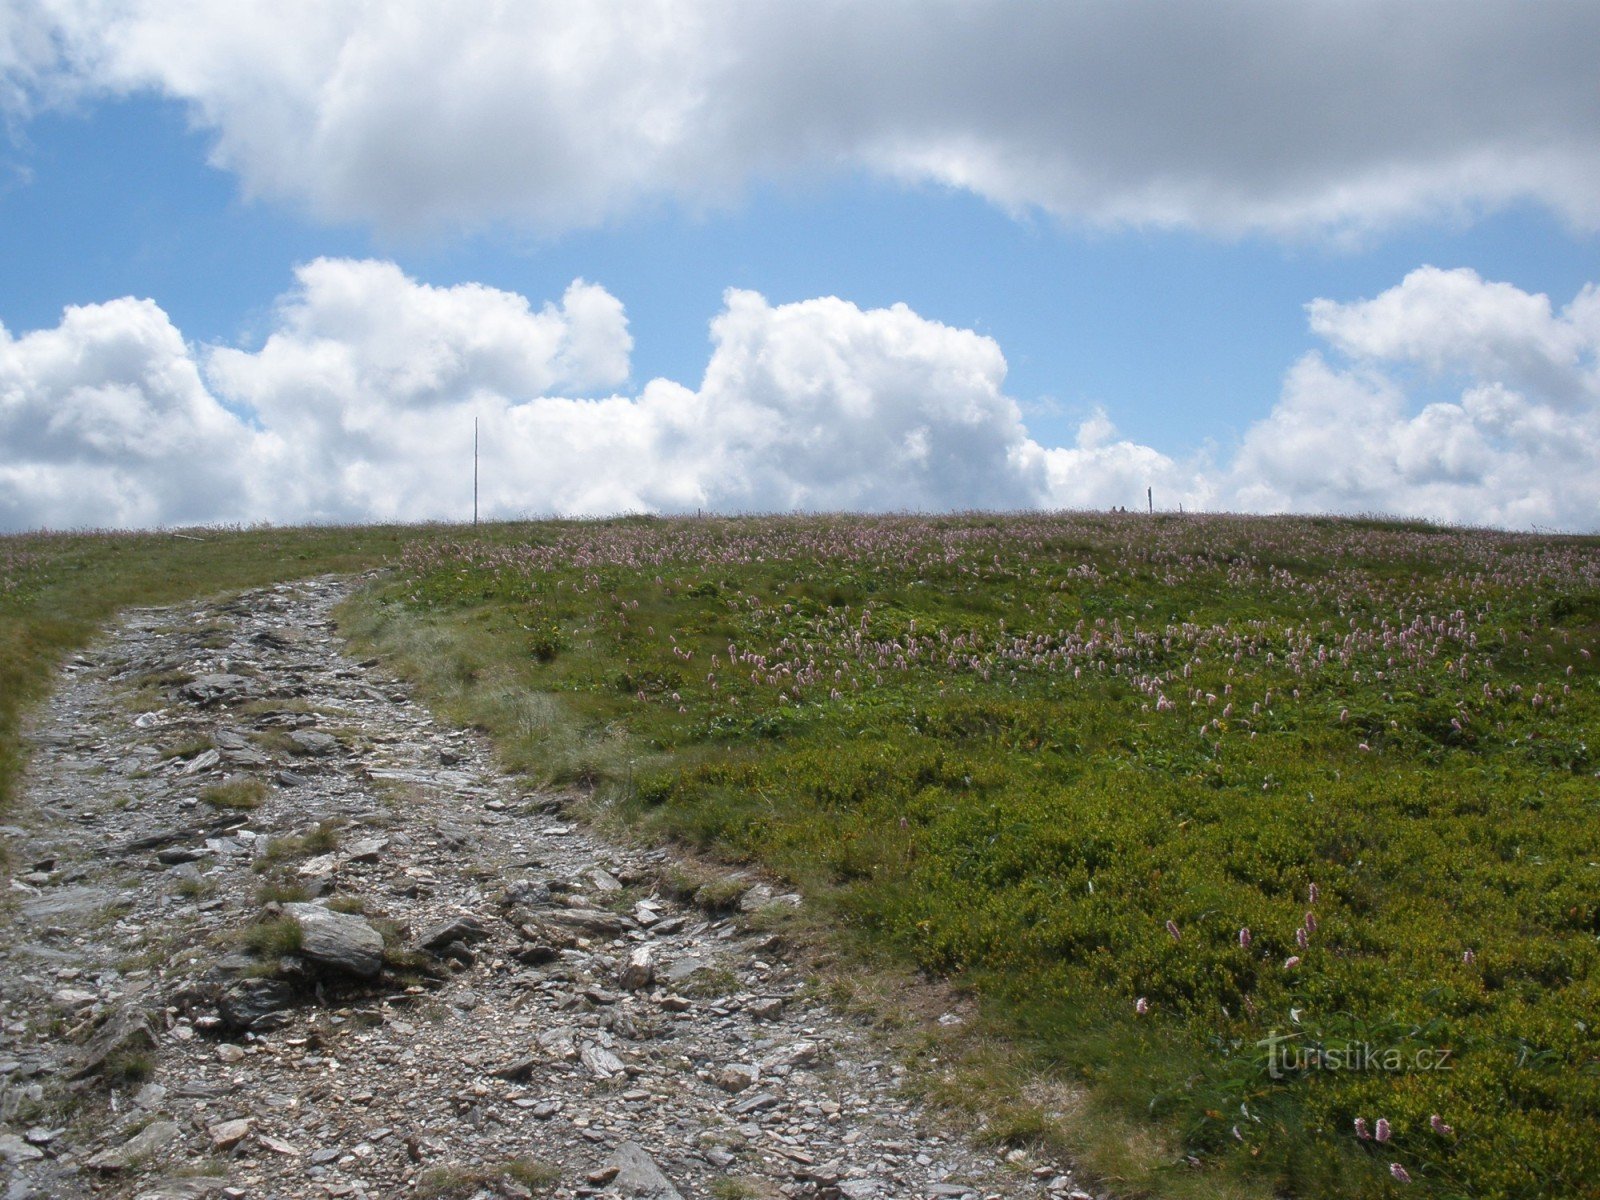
<box><xmin>8</xmin><ymin>1</ymin><xmax>1600</xmax><ymax>238</ymax></box>
<box><xmin>2</xmin><ymin>261</ymin><xmax>1597</xmax><ymax>533</ymax></box>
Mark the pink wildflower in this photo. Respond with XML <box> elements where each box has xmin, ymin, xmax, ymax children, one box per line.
<box><xmin>1430</xmin><ymin>1114</ymin><xmax>1454</xmax><ymax>1137</ymax></box>
<box><xmin>1354</xmin><ymin>1118</ymin><xmax>1370</xmax><ymax>1140</ymax></box>
<box><xmin>1239</xmin><ymin>927</ymin><xmax>1251</xmax><ymax>948</ymax></box>
<box><xmin>1283</xmin><ymin>955</ymin><xmax>1301</xmax><ymax>969</ymax></box>
<box><xmin>1375</xmin><ymin>1118</ymin><xmax>1391</xmax><ymax>1143</ymax></box>
<box><xmin>1296</xmin><ymin>927</ymin><xmax>1309</xmax><ymax>949</ymax></box>
<box><xmin>1390</xmin><ymin>1164</ymin><xmax>1411</xmax><ymax>1183</ymax></box>
<box><xmin>1166</xmin><ymin>919</ymin><xmax>1181</xmax><ymax>942</ymax></box>
<box><xmin>1462</xmin><ymin>949</ymin><xmax>1476</xmax><ymax>965</ymax></box>
<box><xmin>1308</xmin><ymin>883</ymin><xmax>1319</xmax><ymax>905</ymax></box>
<box><xmin>1135</xmin><ymin>997</ymin><xmax>1149</xmax><ymax>1015</ymax></box>
<box><xmin>1304</xmin><ymin>911</ymin><xmax>1317</xmax><ymax>933</ymax></box>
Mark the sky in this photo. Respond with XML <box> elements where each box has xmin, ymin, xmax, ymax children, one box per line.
<box><xmin>2</xmin><ymin>2</ymin><xmax>1599</xmax><ymax>532</ymax></box>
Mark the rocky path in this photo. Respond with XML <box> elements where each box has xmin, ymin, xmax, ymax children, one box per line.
<box><xmin>0</xmin><ymin>576</ymin><xmax>1089</xmax><ymax>1200</ymax></box>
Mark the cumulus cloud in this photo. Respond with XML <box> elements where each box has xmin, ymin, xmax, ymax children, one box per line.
<box><xmin>1227</xmin><ymin>267</ymin><xmax>1600</xmax><ymax>529</ymax></box>
<box><xmin>9</xmin><ymin>1</ymin><xmax>1600</xmax><ymax>237</ymax></box>
<box><xmin>0</xmin><ymin>295</ymin><xmax>263</xmax><ymax>528</ymax></box>
<box><xmin>205</xmin><ymin>266</ymin><xmax>1047</xmax><ymax>520</ymax></box>
<box><xmin>1</xmin><ymin>262</ymin><xmax>1597</xmax><ymax>532</ymax></box>
<box><xmin>203</xmin><ymin>259</ymin><xmax>633</xmax><ymax>521</ymax></box>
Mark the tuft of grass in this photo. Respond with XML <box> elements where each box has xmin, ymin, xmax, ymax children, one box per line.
<box><xmin>711</xmin><ymin>1181</ymin><xmax>780</xmax><ymax>1200</ymax></box>
<box><xmin>200</xmin><ymin>777</ymin><xmax>268</xmax><ymax>810</ymax></box>
<box><xmin>158</xmin><ymin>735</ymin><xmax>214</xmax><ymax>761</ymax></box>
<box><xmin>240</xmin><ymin>915</ymin><xmax>303</xmax><ymax>962</ymax></box>
<box><xmin>254</xmin><ymin>879</ymin><xmax>311</xmax><ymax>905</ymax></box>
<box><xmin>257</xmin><ymin>819</ymin><xmax>344</xmax><ymax>867</ymax></box>
<box><xmin>104</xmin><ymin>1050</ymin><xmax>156</xmax><ymax>1083</ymax></box>
<box><xmin>415</xmin><ymin>1158</ymin><xmax>559</xmax><ymax>1198</ymax></box>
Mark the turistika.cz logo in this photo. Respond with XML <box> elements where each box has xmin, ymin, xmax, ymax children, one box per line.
<box><xmin>1257</xmin><ymin>1030</ymin><xmax>1453</xmax><ymax>1080</ymax></box>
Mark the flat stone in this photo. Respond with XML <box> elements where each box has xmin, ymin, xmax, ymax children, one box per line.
<box><xmin>287</xmin><ymin>730</ymin><xmax>337</xmax><ymax>756</ymax></box>
<box><xmin>579</xmin><ymin>1042</ymin><xmax>627</xmax><ymax>1079</ymax></box>
<box><xmin>281</xmin><ymin>903</ymin><xmax>385</xmax><ymax>978</ymax></box>
<box><xmin>662</xmin><ymin>956</ymin><xmax>709</xmax><ymax>983</ymax></box>
<box><xmin>0</xmin><ymin>1133</ymin><xmax>44</xmax><ymax>1163</ymax></box>
<box><xmin>21</xmin><ymin>885</ymin><xmax>112</xmax><ymax>923</ymax></box>
<box><xmin>417</xmin><ymin>914</ymin><xmax>490</xmax><ymax>952</ymax></box>
<box><xmin>545</xmin><ymin>907</ymin><xmax>627</xmax><ymax>936</ymax></box>
<box><xmin>85</xmin><ymin>1120</ymin><xmax>180</xmax><ymax>1172</ymax></box>
<box><xmin>343</xmin><ymin>836</ymin><xmax>388</xmax><ymax>862</ymax></box>
<box><xmin>207</xmin><ymin>1117</ymin><xmax>253</xmax><ymax>1149</ymax></box>
<box><xmin>738</xmin><ymin>883</ymin><xmax>775</xmax><ymax>912</ymax></box>
<box><xmin>180</xmin><ymin>674</ymin><xmax>252</xmax><ymax>706</ymax></box>
<box><xmin>604</xmin><ymin>1141</ymin><xmax>686</xmax><ymax>1200</ymax></box>
<box><xmin>179</xmin><ymin>749</ymin><xmax>222</xmax><ymax>775</ymax></box>
<box><xmin>132</xmin><ymin>1176</ymin><xmax>229</xmax><ymax>1199</ymax></box>
<box><xmin>296</xmin><ymin>852</ymin><xmax>338</xmax><ymax>880</ymax></box>
<box><xmin>730</xmin><ymin>1090</ymin><xmax>779</xmax><ymax>1116</ymax></box>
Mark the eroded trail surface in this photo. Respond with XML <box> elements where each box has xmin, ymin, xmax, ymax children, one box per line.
<box><xmin>0</xmin><ymin>577</ymin><xmax>1087</xmax><ymax>1200</ymax></box>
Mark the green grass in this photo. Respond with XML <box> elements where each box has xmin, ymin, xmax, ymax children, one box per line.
<box><xmin>343</xmin><ymin>512</ymin><xmax>1600</xmax><ymax>1200</ymax></box>
<box><xmin>415</xmin><ymin>1159</ymin><xmax>559</xmax><ymax>1198</ymax></box>
<box><xmin>199</xmin><ymin>777</ymin><xmax>268</xmax><ymax>810</ymax></box>
<box><xmin>240</xmin><ymin>915</ymin><xmax>304</xmax><ymax>959</ymax></box>
<box><xmin>253</xmin><ymin>819</ymin><xmax>345</xmax><ymax>869</ymax></box>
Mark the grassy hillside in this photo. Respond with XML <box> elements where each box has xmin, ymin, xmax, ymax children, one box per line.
<box><xmin>346</xmin><ymin>513</ymin><xmax>1600</xmax><ymax>1200</ymax></box>
<box><xmin>5</xmin><ymin>512</ymin><xmax>1599</xmax><ymax>1199</ymax></box>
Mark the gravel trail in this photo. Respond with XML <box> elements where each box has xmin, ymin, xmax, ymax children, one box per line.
<box><xmin>0</xmin><ymin>576</ymin><xmax>1089</xmax><ymax>1200</ymax></box>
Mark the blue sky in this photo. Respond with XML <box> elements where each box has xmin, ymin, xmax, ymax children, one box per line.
<box><xmin>3</xmin><ymin>4</ymin><xmax>1599</xmax><ymax>530</ymax></box>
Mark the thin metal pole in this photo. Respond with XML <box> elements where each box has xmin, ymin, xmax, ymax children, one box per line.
<box><xmin>1147</xmin><ymin>486</ymin><xmax>1152</xmax><ymax>514</ymax></box>
<box><xmin>473</xmin><ymin>417</ymin><xmax>479</xmax><ymax>527</ymax></box>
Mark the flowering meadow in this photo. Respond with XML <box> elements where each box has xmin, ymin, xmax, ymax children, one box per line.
<box><xmin>0</xmin><ymin>545</ymin><xmax>38</xmax><ymax>594</ymax></box>
<box><xmin>370</xmin><ymin>512</ymin><xmax>1600</xmax><ymax>1198</ymax></box>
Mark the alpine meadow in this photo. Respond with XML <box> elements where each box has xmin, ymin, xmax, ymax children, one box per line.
<box><xmin>7</xmin><ymin>512</ymin><xmax>1594</xmax><ymax>1198</ymax></box>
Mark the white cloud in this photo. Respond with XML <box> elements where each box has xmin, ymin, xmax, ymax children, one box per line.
<box><xmin>1</xmin><ymin>262</ymin><xmax>1597</xmax><ymax>532</ymax></box>
<box><xmin>1227</xmin><ymin>268</ymin><xmax>1600</xmax><ymax>528</ymax></box>
<box><xmin>207</xmin><ymin>269</ymin><xmax>1046</xmax><ymax>520</ymax></box>
<box><xmin>203</xmin><ymin>259</ymin><xmax>633</xmax><ymax>521</ymax></box>
<box><xmin>10</xmin><ymin>2</ymin><xmax>1600</xmax><ymax>238</ymax></box>
<box><xmin>0</xmin><ymin>294</ymin><xmax>263</xmax><ymax>528</ymax></box>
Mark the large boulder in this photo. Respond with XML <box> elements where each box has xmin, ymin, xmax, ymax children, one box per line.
<box><xmin>605</xmin><ymin>1142</ymin><xmax>685</xmax><ymax>1199</ymax></box>
<box><xmin>218</xmin><ymin>977</ymin><xmax>298</xmax><ymax>1031</ymax></box>
<box><xmin>70</xmin><ymin>1005</ymin><xmax>157</xmax><ymax>1080</ymax></box>
<box><xmin>281</xmin><ymin>903</ymin><xmax>385</xmax><ymax>978</ymax></box>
